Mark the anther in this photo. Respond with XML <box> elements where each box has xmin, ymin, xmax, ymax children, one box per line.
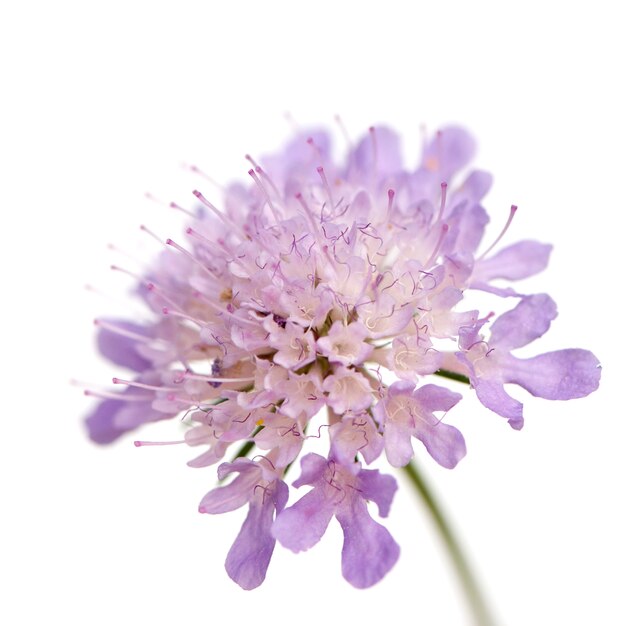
<box><xmin>387</xmin><ymin>189</ymin><xmax>396</xmax><ymax>219</ymax></box>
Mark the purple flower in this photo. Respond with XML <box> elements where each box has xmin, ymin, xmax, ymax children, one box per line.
<box><xmin>372</xmin><ymin>381</ymin><xmax>465</xmax><ymax>469</ymax></box>
<box><xmin>84</xmin><ymin>123</ymin><xmax>601</xmax><ymax>589</ymax></box>
<box><xmin>272</xmin><ymin>453</ymin><xmax>399</xmax><ymax>588</ymax></box>
<box><xmin>198</xmin><ymin>458</ymin><xmax>288</xmax><ymax>590</ymax></box>
<box><xmin>455</xmin><ymin>294</ymin><xmax>601</xmax><ymax>429</ymax></box>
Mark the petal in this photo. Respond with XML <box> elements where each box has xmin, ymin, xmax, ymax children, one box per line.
<box><xmin>384</xmin><ymin>421</ymin><xmax>415</xmax><ymax>468</ymax></box>
<box><xmin>323</xmin><ymin>368</ymin><xmax>373</xmax><ymax>413</ymax></box>
<box><xmin>291</xmin><ymin>453</ymin><xmax>328</xmax><ymax>489</ymax></box>
<box><xmin>474</xmin><ymin>240</ymin><xmax>552</xmax><ymax>282</ymax></box>
<box><xmin>262</xmin><ymin>130</ymin><xmax>331</xmax><ymax>186</ymax></box>
<box><xmin>421</xmin><ymin>126</ymin><xmax>476</xmax><ymax>180</ymax></box>
<box><xmin>357</xmin><ymin>469</ymin><xmax>398</xmax><ymax>518</ymax></box>
<box><xmin>453</xmin><ymin>169</ymin><xmax>493</xmax><ymax>203</ymax></box>
<box><xmin>199</xmin><ymin>463</ymin><xmax>259</xmax><ymax>514</ymax></box>
<box><xmin>336</xmin><ymin>498</ymin><xmax>400</xmax><ymax>588</ymax></box>
<box><xmin>474</xmin><ymin>378</ymin><xmax>524</xmax><ymax>429</ymax></box>
<box><xmin>414</xmin><ymin>384</ymin><xmax>462</xmax><ymax>413</ymax></box>
<box><xmin>112</xmin><ymin>401</ymin><xmax>167</xmax><ymax>430</ymax></box>
<box><xmin>329</xmin><ymin>414</ymin><xmax>384</xmax><ymax>466</ymax></box>
<box><xmin>415</xmin><ymin>422</ymin><xmax>467</xmax><ymax>469</ymax></box>
<box><xmin>96</xmin><ymin>319</ymin><xmax>153</xmax><ymax>372</ymax></box>
<box><xmin>84</xmin><ymin>399</ymin><xmax>125</xmax><ymax>444</ymax></box>
<box><xmin>272</xmin><ymin>487</ymin><xmax>335</xmax><ymax>553</ymax></box>
<box><xmin>469</xmin><ymin>281</ymin><xmax>523</xmax><ymax>298</ymax></box>
<box><xmin>489</xmin><ymin>294</ymin><xmax>558</xmax><ymax>350</ymax></box>
<box><xmin>443</xmin><ymin>203</ymin><xmax>489</xmax><ymax>255</ymax></box>
<box><xmin>225</xmin><ymin>496</ymin><xmax>277</xmax><ymax>590</ymax></box>
<box><xmin>503</xmin><ymin>349</ymin><xmax>601</xmax><ymax>400</ymax></box>
<box><xmin>351</xmin><ymin>126</ymin><xmax>403</xmax><ymax>178</ymax></box>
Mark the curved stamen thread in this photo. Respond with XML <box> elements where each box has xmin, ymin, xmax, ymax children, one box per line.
<box><xmin>478</xmin><ymin>204</ymin><xmax>518</xmax><ymax>260</ymax></box>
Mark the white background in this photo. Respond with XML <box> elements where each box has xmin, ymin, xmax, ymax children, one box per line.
<box><xmin>1</xmin><ymin>2</ymin><xmax>623</xmax><ymax>624</ymax></box>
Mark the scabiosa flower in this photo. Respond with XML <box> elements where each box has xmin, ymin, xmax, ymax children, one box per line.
<box><xmin>84</xmin><ymin>123</ymin><xmax>601</xmax><ymax>591</ymax></box>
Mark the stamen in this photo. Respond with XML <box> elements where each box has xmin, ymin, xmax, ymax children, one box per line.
<box><xmin>369</xmin><ymin>126</ymin><xmax>378</xmax><ymax>176</ymax></box>
<box><xmin>162</xmin><ymin>307</ymin><xmax>207</xmax><ymax>327</ymax></box>
<box><xmin>112</xmin><ymin>378</ymin><xmax>178</xmax><ymax>392</ymax></box>
<box><xmin>134</xmin><ymin>439</ymin><xmax>185</xmax><ymax>447</ymax></box>
<box><xmin>436</xmin><ymin>182</ymin><xmax>448</xmax><ymax>222</ymax></box>
<box><xmin>139</xmin><ymin>224</ymin><xmax>166</xmax><ymax>245</ymax></box>
<box><xmin>248</xmin><ymin>169</ymin><xmax>282</xmax><ymax>222</ymax></box>
<box><xmin>386</xmin><ymin>189</ymin><xmax>396</xmax><ymax>219</ymax></box>
<box><xmin>317</xmin><ymin>166</ymin><xmax>335</xmax><ymax>209</ymax></box>
<box><xmin>82</xmin><ymin>389</ymin><xmax>147</xmax><ymax>402</ymax></box>
<box><xmin>165</xmin><ymin>237</ymin><xmax>217</xmax><ymax>278</ymax></box>
<box><xmin>295</xmin><ymin>193</ymin><xmax>321</xmax><ymax>235</ymax></box>
<box><xmin>193</xmin><ymin>291</ymin><xmax>261</xmax><ymax>328</ymax></box>
<box><xmin>106</xmin><ymin>242</ymin><xmax>148</xmax><ymax>268</ymax></box>
<box><xmin>334</xmin><ymin>114</ymin><xmax>352</xmax><ymax>149</ymax></box>
<box><xmin>110</xmin><ymin>264</ymin><xmax>144</xmax><ymax>282</ymax></box>
<box><xmin>185</xmin><ymin>163</ymin><xmax>224</xmax><ymax>191</ymax></box>
<box><xmin>176</xmin><ymin>372</ymin><xmax>256</xmax><ymax>384</ymax></box>
<box><xmin>144</xmin><ymin>192</ymin><xmax>197</xmax><ymax>218</ymax></box>
<box><xmin>169</xmin><ymin>201</ymin><xmax>197</xmax><ymax>218</ymax></box>
<box><xmin>145</xmin><ymin>281</ymin><xmax>183</xmax><ymax>312</ymax></box>
<box><xmin>192</xmin><ymin>190</ymin><xmax>249</xmax><ymax>241</ymax></box>
<box><xmin>478</xmin><ymin>205</ymin><xmax>518</xmax><ymax>260</ymax></box>
<box><xmin>424</xmin><ymin>223</ymin><xmax>449</xmax><ymax>268</ymax></box>
<box><xmin>306</xmin><ymin>136</ymin><xmax>324</xmax><ymax>162</ymax></box>
<box><xmin>93</xmin><ymin>319</ymin><xmax>163</xmax><ymax>345</ymax></box>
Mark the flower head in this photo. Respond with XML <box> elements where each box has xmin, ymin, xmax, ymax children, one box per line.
<box><xmin>85</xmin><ymin>124</ymin><xmax>600</xmax><ymax>588</ymax></box>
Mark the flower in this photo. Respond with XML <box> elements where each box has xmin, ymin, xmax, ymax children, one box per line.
<box><xmin>84</xmin><ymin>123</ymin><xmax>601</xmax><ymax>589</ymax></box>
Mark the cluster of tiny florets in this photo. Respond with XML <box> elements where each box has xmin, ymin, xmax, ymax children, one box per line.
<box><xmin>85</xmin><ymin>125</ymin><xmax>600</xmax><ymax>589</ymax></box>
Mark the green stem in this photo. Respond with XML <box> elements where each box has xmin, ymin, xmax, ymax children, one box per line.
<box><xmin>401</xmin><ymin>460</ymin><xmax>495</xmax><ymax>626</ymax></box>
<box><xmin>434</xmin><ymin>368</ymin><xmax>471</xmax><ymax>385</ymax></box>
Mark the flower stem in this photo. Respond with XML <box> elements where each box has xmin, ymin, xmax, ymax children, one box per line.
<box><xmin>401</xmin><ymin>460</ymin><xmax>495</xmax><ymax>626</ymax></box>
<box><xmin>434</xmin><ymin>368</ymin><xmax>471</xmax><ymax>385</ymax></box>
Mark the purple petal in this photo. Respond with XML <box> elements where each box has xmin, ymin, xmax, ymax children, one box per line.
<box><xmin>474</xmin><ymin>240</ymin><xmax>552</xmax><ymax>282</ymax></box>
<box><xmin>291</xmin><ymin>452</ymin><xmax>328</xmax><ymax>489</ymax></box>
<box><xmin>357</xmin><ymin>469</ymin><xmax>398</xmax><ymax>518</ymax></box>
<box><xmin>489</xmin><ymin>294</ymin><xmax>558</xmax><ymax>350</ymax></box>
<box><xmin>199</xmin><ymin>464</ymin><xmax>259</xmax><ymax>514</ymax></box>
<box><xmin>384</xmin><ymin>421</ymin><xmax>415</xmax><ymax>468</ymax></box>
<box><xmin>473</xmin><ymin>378</ymin><xmax>524</xmax><ymax>429</ymax></box>
<box><xmin>225</xmin><ymin>481</ymin><xmax>288</xmax><ymax>590</ymax></box>
<box><xmin>421</xmin><ymin>126</ymin><xmax>476</xmax><ymax>180</ymax></box>
<box><xmin>336</xmin><ymin>498</ymin><xmax>400</xmax><ymax>588</ymax></box>
<box><xmin>272</xmin><ymin>488</ymin><xmax>334</xmax><ymax>552</ymax></box>
<box><xmin>262</xmin><ymin>130</ymin><xmax>331</xmax><ymax>185</ymax></box>
<box><xmin>416</xmin><ymin>422</ymin><xmax>467</xmax><ymax>469</ymax></box>
<box><xmin>414</xmin><ymin>384</ymin><xmax>462</xmax><ymax>413</ymax></box>
<box><xmin>84</xmin><ymin>399</ymin><xmax>125</xmax><ymax>444</ymax></box>
<box><xmin>503</xmin><ymin>349</ymin><xmax>601</xmax><ymax>400</ymax></box>
<box><xmin>454</xmin><ymin>169</ymin><xmax>493</xmax><ymax>203</ymax></box>
<box><xmin>96</xmin><ymin>319</ymin><xmax>153</xmax><ymax>372</ymax></box>
<box><xmin>469</xmin><ymin>281</ymin><xmax>523</xmax><ymax>298</ymax></box>
<box><xmin>443</xmin><ymin>203</ymin><xmax>489</xmax><ymax>255</ymax></box>
<box><xmin>85</xmin><ymin>386</ymin><xmax>166</xmax><ymax>444</ymax></box>
<box><xmin>112</xmin><ymin>401</ymin><xmax>166</xmax><ymax>430</ymax></box>
<box><xmin>351</xmin><ymin>126</ymin><xmax>403</xmax><ymax>178</ymax></box>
